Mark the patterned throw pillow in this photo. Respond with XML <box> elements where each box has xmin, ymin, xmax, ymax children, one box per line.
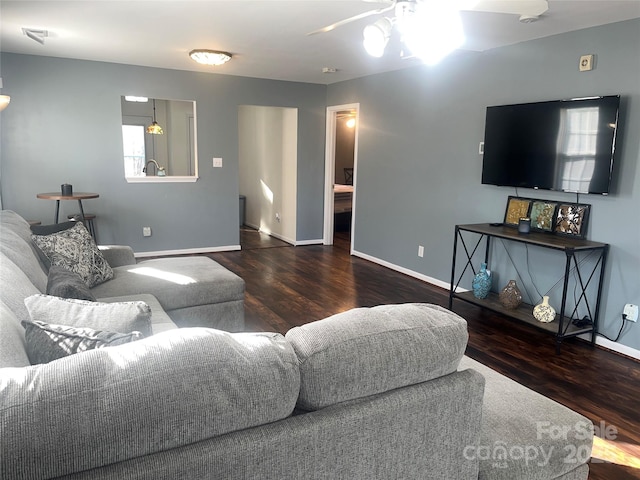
<box><xmin>22</xmin><ymin>320</ymin><xmax>144</xmax><ymax>365</ymax></box>
<box><xmin>31</xmin><ymin>222</ymin><xmax>113</xmax><ymax>287</ymax></box>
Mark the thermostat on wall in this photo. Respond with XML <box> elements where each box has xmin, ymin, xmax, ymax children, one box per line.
<box><xmin>579</xmin><ymin>54</ymin><xmax>595</xmax><ymax>72</ymax></box>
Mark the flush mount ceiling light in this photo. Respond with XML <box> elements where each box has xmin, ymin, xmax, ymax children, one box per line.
<box><xmin>189</xmin><ymin>49</ymin><xmax>232</xmax><ymax>66</ymax></box>
<box><xmin>124</xmin><ymin>96</ymin><xmax>148</xmax><ymax>102</ymax></box>
<box><xmin>0</xmin><ymin>78</ymin><xmax>9</xmax><ymax>112</ymax></box>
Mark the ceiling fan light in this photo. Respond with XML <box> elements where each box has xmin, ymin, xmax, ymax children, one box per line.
<box><xmin>363</xmin><ymin>17</ymin><xmax>393</xmax><ymax>58</ymax></box>
<box><xmin>189</xmin><ymin>49</ymin><xmax>232</xmax><ymax>66</ymax></box>
<box><xmin>404</xmin><ymin>4</ymin><xmax>465</xmax><ymax>65</ymax></box>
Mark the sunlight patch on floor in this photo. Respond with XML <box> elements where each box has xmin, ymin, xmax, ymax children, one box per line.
<box><xmin>592</xmin><ymin>436</ymin><xmax>640</xmax><ymax>469</ymax></box>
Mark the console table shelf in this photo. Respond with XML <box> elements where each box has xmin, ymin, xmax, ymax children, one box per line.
<box><xmin>454</xmin><ymin>291</ymin><xmax>594</xmax><ymax>337</ymax></box>
<box><xmin>449</xmin><ymin>223</ymin><xmax>609</xmax><ymax>353</ymax></box>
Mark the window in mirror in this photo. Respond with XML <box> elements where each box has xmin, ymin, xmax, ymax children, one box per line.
<box><xmin>122</xmin><ymin>125</ymin><xmax>146</xmax><ymax>177</ymax></box>
<box><xmin>121</xmin><ymin>96</ymin><xmax>198</xmax><ymax>183</ymax></box>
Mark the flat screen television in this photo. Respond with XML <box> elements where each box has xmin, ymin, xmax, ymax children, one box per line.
<box><xmin>481</xmin><ymin>95</ymin><xmax>620</xmax><ymax>195</ymax></box>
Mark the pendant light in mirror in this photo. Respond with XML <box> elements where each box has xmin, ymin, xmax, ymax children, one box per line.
<box><xmin>146</xmin><ymin>99</ymin><xmax>164</xmax><ymax>135</ymax></box>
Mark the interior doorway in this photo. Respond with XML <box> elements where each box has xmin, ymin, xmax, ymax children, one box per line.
<box><xmin>238</xmin><ymin>105</ymin><xmax>298</xmax><ymax>249</ymax></box>
<box><xmin>323</xmin><ymin>103</ymin><xmax>359</xmax><ymax>250</ymax></box>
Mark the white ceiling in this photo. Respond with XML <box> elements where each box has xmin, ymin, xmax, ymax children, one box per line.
<box><xmin>1</xmin><ymin>0</ymin><xmax>639</xmax><ymax>85</ymax></box>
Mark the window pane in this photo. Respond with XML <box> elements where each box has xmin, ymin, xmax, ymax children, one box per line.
<box><xmin>122</xmin><ymin>125</ymin><xmax>145</xmax><ymax>177</ymax></box>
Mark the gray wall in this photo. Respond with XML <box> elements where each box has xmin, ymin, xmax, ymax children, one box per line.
<box><xmin>0</xmin><ymin>54</ymin><xmax>326</xmax><ymax>251</ymax></box>
<box><xmin>1</xmin><ymin>20</ymin><xmax>638</xmax><ymax>351</ymax></box>
<box><xmin>327</xmin><ymin>19</ymin><xmax>640</xmax><ymax>350</ymax></box>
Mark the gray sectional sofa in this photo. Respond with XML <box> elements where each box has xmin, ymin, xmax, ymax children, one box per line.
<box><xmin>0</xmin><ymin>210</ymin><xmax>593</xmax><ymax>479</ymax></box>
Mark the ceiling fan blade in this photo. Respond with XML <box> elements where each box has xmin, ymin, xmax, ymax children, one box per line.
<box><xmin>463</xmin><ymin>0</ymin><xmax>548</xmax><ymax>16</ymax></box>
<box><xmin>307</xmin><ymin>3</ymin><xmax>395</xmax><ymax>35</ymax></box>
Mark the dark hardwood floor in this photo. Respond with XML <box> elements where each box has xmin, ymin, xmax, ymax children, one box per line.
<box><xmin>206</xmin><ymin>230</ymin><xmax>640</xmax><ymax>480</ymax></box>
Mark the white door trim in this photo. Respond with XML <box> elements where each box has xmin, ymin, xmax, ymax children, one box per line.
<box><xmin>323</xmin><ymin>103</ymin><xmax>359</xmax><ymax>252</ymax></box>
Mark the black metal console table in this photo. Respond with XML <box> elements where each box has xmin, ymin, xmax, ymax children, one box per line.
<box><xmin>449</xmin><ymin>223</ymin><xmax>609</xmax><ymax>353</ymax></box>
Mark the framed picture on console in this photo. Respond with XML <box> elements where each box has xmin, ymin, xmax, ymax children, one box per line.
<box><xmin>530</xmin><ymin>200</ymin><xmax>558</xmax><ymax>232</ymax></box>
<box><xmin>504</xmin><ymin>196</ymin><xmax>532</xmax><ymax>227</ymax></box>
<box><xmin>554</xmin><ymin>203</ymin><xmax>591</xmax><ymax>238</ymax></box>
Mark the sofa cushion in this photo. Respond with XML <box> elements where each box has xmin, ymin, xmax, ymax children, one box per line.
<box><xmin>31</xmin><ymin>222</ymin><xmax>113</xmax><ymax>287</ymax></box>
<box><xmin>0</xmin><ymin>253</ymin><xmax>41</xmax><ymax>325</ymax></box>
<box><xmin>0</xmin><ymin>224</ymin><xmax>48</xmax><ymax>292</ymax></box>
<box><xmin>46</xmin><ymin>266</ymin><xmax>97</xmax><ymax>301</ymax></box>
<box><xmin>98</xmin><ymin>294</ymin><xmax>177</xmax><ymax>334</ymax></box>
<box><xmin>0</xmin><ymin>328</ymin><xmax>300</xmax><ymax>479</ymax></box>
<box><xmin>22</xmin><ymin>320</ymin><xmax>144</xmax><ymax>365</ymax></box>
<box><xmin>0</xmin><ymin>300</ymin><xmax>30</xmax><ymax>368</ymax></box>
<box><xmin>24</xmin><ymin>294</ymin><xmax>153</xmax><ymax>337</ymax></box>
<box><xmin>0</xmin><ymin>210</ymin><xmax>36</xmax><ymax>243</ymax></box>
<box><xmin>458</xmin><ymin>356</ymin><xmax>593</xmax><ymax>480</ymax></box>
<box><xmin>90</xmin><ymin>256</ymin><xmax>244</xmax><ymax>312</ymax></box>
<box><xmin>285</xmin><ymin>303</ymin><xmax>469</xmax><ymax>410</ymax></box>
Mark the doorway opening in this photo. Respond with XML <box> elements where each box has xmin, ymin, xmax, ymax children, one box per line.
<box><xmin>323</xmin><ymin>103</ymin><xmax>359</xmax><ymax>251</ymax></box>
<box><xmin>238</xmin><ymin>105</ymin><xmax>298</xmax><ymax>250</ymax></box>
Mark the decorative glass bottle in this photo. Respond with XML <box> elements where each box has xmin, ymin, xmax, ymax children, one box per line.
<box><xmin>472</xmin><ymin>263</ymin><xmax>492</xmax><ymax>299</ymax></box>
<box><xmin>499</xmin><ymin>280</ymin><xmax>522</xmax><ymax>309</ymax></box>
<box><xmin>533</xmin><ymin>295</ymin><xmax>556</xmax><ymax>323</ymax></box>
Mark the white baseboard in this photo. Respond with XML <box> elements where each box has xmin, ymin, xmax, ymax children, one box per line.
<box><xmin>352</xmin><ymin>249</ymin><xmax>639</xmax><ymax>361</ymax></box>
<box><xmin>589</xmin><ymin>334</ymin><xmax>640</xmax><ymax>361</ymax></box>
<box><xmin>351</xmin><ymin>249</ymin><xmax>454</xmax><ymax>291</ymax></box>
<box><xmin>245</xmin><ymin>223</ymin><xmax>296</xmax><ymax>246</ymax></box>
<box><xmin>295</xmin><ymin>238</ymin><xmax>323</xmax><ymax>246</ymax></box>
<box><xmin>134</xmin><ymin>245</ymin><xmax>241</xmax><ymax>258</ymax></box>
<box><xmin>244</xmin><ymin>222</ymin><xmax>322</xmax><ymax>246</ymax></box>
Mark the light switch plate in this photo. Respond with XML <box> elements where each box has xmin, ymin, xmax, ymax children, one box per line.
<box><xmin>213</xmin><ymin>157</ymin><xmax>223</xmax><ymax>168</ymax></box>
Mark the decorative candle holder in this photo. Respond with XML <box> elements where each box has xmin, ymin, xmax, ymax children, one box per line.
<box><xmin>518</xmin><ymin>217</ymin><xmax>531</xmax><ymax>234</ymax></box>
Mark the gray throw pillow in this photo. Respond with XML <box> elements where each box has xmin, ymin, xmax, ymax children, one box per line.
<box><xmin>21</xmin><ymin>320</ymin><xmax>144</xmax><ymax>364</ymax></box>
<box><xmin>31</xmin><ymin>222</ymin><xmax>113</xmax><ymax>287</ymax></box>
<box><xmin>24</xmin><ymin>294</ymin><xmax>153</xmax><ymax>337</ymax></box>
<box><xmin>46</xmin><ymin>266</ymin><xmax>97</xmax><ymax>301</ymax></box>
<box><xmin>30</xmin><ymin>221</ymin><xmax>77</xmax><ymax>236</ymax></box>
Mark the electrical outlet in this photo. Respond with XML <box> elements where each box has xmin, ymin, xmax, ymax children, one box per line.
<box><xmin>275</xmin><ymin>213</ymin><xmax>281</xmax><ymax>223</ymax></box>
<box><xmin>418</xmin><ymin>245</ymin><xmax>424</xmax><ymax>258</ymax></box>
<box><xmin>143</xmin><ymin>227</ymin><xmax>152</xmax><ymax>237</ymax></box>
<box><xmin>623</xmin><ymin>304</ymin><xmax>638</xmax><ymax>322</ymax></box>
<box><xmin>213</xmin><ymin>157</ymin><xmax>223</xmax><ymax>168</ymax></box>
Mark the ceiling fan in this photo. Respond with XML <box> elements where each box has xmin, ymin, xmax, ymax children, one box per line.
<box><xmin>309</xmin><ymin>0</ymin><xmax>549</xmax><ymax>64</ymax></box>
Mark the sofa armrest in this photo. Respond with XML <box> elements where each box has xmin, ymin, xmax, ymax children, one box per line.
<box><xmin>0</xmin><ymin>328</ymin><xmax>299</xmax><ymax>479</ymax></box>
<box><xmin>98</xmin><ymin>245</ymin><xmax>136</xmax><ymax>267</ymax></box>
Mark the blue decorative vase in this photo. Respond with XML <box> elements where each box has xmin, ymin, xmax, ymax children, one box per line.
<box><xmin>472</xmin><ymin>263</ymin><xmax>492</xmax><ymax>299</ymax></box>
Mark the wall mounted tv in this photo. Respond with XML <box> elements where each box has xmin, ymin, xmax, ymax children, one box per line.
<box><xmin>481</xmin><ymin>95</ymin><xmax>620</xmax><ymax>195</ymax></box>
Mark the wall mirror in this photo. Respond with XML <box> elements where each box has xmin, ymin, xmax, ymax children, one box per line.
<box><xmin>121</xmin><ymin>96</ymin><xmax>198</xmax><ymax>183</ymax></box>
